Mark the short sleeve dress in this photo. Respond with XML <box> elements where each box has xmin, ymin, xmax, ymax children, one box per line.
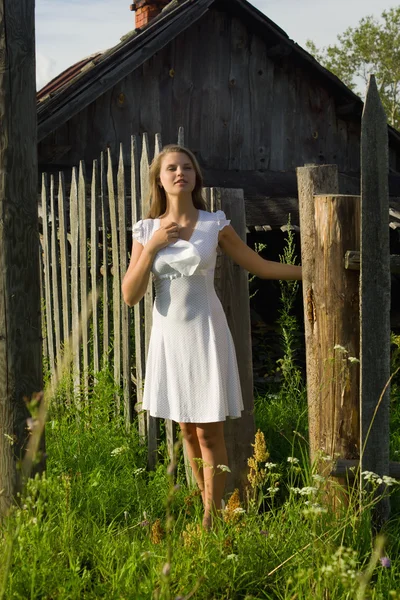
<box><xmin>132</xmin><ymin>209</ymin><xmax>244</xmax><ymax>423</ymax></box>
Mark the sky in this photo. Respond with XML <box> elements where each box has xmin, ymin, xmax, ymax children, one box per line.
<box><xmin>35</xmin><ymin>0</ymin><xmax>396</xmax><ymax>91</ymax></box>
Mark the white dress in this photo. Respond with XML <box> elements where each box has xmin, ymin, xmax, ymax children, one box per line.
<box><xmin>132</xmin><ymin>209</ymin><xmax>244</xmax><ymax>423</ymax></box>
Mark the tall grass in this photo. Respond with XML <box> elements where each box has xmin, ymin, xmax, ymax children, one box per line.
<box><xmin>2</xmin><ymin>230</ymin><xmax>400</xmax><ymax>599</ymax></box>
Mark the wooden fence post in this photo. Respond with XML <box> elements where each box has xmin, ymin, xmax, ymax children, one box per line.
<box><xmin>131</xmin><ymin>135</ymin><xmax>147</xmax><ymax>441</ymax></box>
<box><xmin>118</xmin><ymin>144</ymin><xmax>132</xmax><ymax>428</ymax></box>
<box><xmin>0</xmin><ymin>0</ymin><xmax>42</xmax><ymax>515</ymax></box>
<box><xmin>90</xmin><ymin>160</ymin><xmax>100</xmax><ymax>376</ymax></box>
<box><xmin>211</xmin><ymin>188</ymin><xmax>255</xmax><ymax>495</ymax></box>
<box><xmin>78</xmin><ymin>162</ymin><xmax>90</xmax><ymax>402</ymax></box>
<box><xmin>296</xmin><ymin>165</ymin><xmax>339</xmax><ymax>464</ymax></box>
<box><xmin>360</xmin><ymin>75</ymin><xmax>391</xmax><ymax>525</ymax></box>
<box><xmin>312</xmin><ymin>194</ymin><xmax>360</xmax><ymax>479</ymax></box>
<box><xmin>70</xmin><ymin>168</ymin><xmax>81</xmax><ymax>401</ymax></box>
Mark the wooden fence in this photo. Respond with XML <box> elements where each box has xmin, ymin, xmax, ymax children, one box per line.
<box><xmin>297</xmin><ymin>75</ymin><xmax>400</xmax><ymax>525</ymax></box>
<box><xmin>40</xmin><ymin>127</ymin><xmax>255</xmax><ymax>490</ymax></box>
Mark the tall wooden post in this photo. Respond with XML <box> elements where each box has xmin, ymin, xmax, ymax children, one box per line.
<box><xmin>0</xmin><ymin>0</ymin><xmax>42</xmax><ymax>516</ymax></box>
<box><xmin>296</xmin><ymin>165</ymin><xmax>339</xmax><ymax>463</ymax></box>
<box><xmin>212</xmin><ymin>188</ymin><xmax>255</xmax><ymax>495</ymax></box>
<box><xmin>313</xmin><ymin>194</ymin><xmax>361</xmax><ymax>473</ymax></box>
<box><xmin>360</xmin><ymin>75</ymin><xmax>391</xmax><ymax>525</ymax></box>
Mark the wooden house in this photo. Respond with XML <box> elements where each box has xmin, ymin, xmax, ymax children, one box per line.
<box><xmin>37</xmin><ymin>0</ymin><xmax>400</xmax><ymax>331</ymax></box>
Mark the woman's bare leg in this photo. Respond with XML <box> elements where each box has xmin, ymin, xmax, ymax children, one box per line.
<box><xmin>179</xmin><ymin>422</ymin><xmax>205</xmax><ymax>504</ymax></box>
<box><xmin>196</xmin><ymin>422</ymin><xmax>228</xmax><ymax>529</ymax></box>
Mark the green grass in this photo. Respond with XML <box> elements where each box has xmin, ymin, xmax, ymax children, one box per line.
<box><xmin>1</xmin><ymin>373</ymin><xmax>400</xmax><ymax>600</ymax></box>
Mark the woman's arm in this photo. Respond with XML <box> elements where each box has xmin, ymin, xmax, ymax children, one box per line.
<box><xmin>121</xmin><ymin>241</ymin><xmax>157</xmax><ymax>307</ymax></box>
<box><xmin>218</xmin><ymin>225</ymin><xmax>302</xmax><ymax>280</ymax></box>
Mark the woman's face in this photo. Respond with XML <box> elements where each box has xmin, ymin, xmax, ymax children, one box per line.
<box><xmin>159</xmin><ymin>152</ymin><xmax>196</xmax><ymax>196</ymax></box>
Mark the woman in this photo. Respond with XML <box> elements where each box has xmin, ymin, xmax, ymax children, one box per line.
<box><xmin>122</xmin><ymin>144</ymin><xmax>301</xmax><ymax>530</ymax></box>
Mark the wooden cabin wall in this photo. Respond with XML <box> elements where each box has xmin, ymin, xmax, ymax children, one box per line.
<box><xmin>39</xmin><ymin>8</ymin><xmax>362</xmax><ymax>173</ymax></box>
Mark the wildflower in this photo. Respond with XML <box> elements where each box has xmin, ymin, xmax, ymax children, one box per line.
<box><xmin>124</xmin><ymin>511</ymin><xmax>129</xmax><ymax>521</ymax></box>
<box><xmin>348</xmin><ymin>356</ymin><xmax>360</xmax><ymax>363</ymax></box>
<box><xmin>162</xmin><ymin>562</ymin><xmax>171</xmax><ymax>576</ymax></box>
<box><xmin>267</xmin><ymin>486</ymin><xmax>279</xmax><ymax>495</ymax></box>
<box><xmin>150</xmin><ymin>519</ymin><xmax>164</xmax><ymax>544</ymax></box>
<box><xmin>380</xmin><ymin>556</ymin><xmax>391</xmax><ymax>568</ymax></box>
<box><xmin>217</xmin><ymin>464</ymin><xmax>231</xmax><ymax>473</ymax></box>
<box><xmin>334</xmin><ymin>344</ymin><xmax>348</xmax><ymax>353</ymax></box>
<box><xmin>312</xmin><ymin>474</ymin><xmax>325</xmax><ymax>483</ymax></box>
<box><xmin>265</xmin><ymin>462</ymin><xmax>277</xmax><ymax>470</ymax></box>
<box><xmin>139</xmin><ymin>519</ymin><xmax>150</xmax><ymax>527</ymax></box>
<box><xmin>382</xmin><ymin>476</ymin><xmax>398</xmax><ymax>486</ymax></box>
<box><xmin>182</xmin><ymin>522</ymin><xmax>202</xmax><ymax>549</ymax></box>
<box><xmin>226</xmin><ymin>554</ymin><xmax>239</xmax><ymax>561</ymax></box>
<box><xmin>133</xmin><ymin>467</ymin><xmax>145</xmax><ymax>475</ymax></box>
<box><xmin>223</xmin><ymin>489</ymin><xmax>243</xmax><ymax>524</ymax></box>
<box><xmin>111</xmin><ymin>446</ymin><xmax>128</xmax><ymax>456</ymax></box>
<box><xmin>287</xmin><ymin>456</ymin><xmax>299</xmax><ymax>464</ymax></box>
<box><xmin>290</xmin><ymin>486</ymin><xmax>317</xmax><ymax>496</ymax></box>
<box><xmin>252</xmin><ymin>430</ymin><xmax>269</xmax><ymax>463</ymax></box>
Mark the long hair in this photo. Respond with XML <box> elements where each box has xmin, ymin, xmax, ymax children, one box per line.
<box><xmin>145</xmin><ymin>145</ymin><xmax>207</xmax><ymax>218</ymax></box>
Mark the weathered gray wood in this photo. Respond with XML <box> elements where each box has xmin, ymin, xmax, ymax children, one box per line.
<box><xmin>100</xmin><ymin>152</ymin><xmax>110</xmax><ymax>367</ymax></box>
<box><xmin>211</xmin><ymin>188</ymin><xmax>255</xmax><ymax>496</ymax></box>
<box><xmin>141</xmin><ymin>134</ymin><xmax>159</xmax><ymax>468</ymax></box>
<box><xmin>131</xmin><ymin>135</ymin><xmax>147</xmax><ymax>440</ymax></box>
<box><xmin>360</xmin><ymin>75</ymin><xmax>391</xmax><ymax>525</ymax></box>
<box><xmin>78</xmin><ymin>162</ymin><xmax>89</xmax><ymax>401</ymax></box>
<box><xmin>90</xmin><ymin>160</ymin><xmax>100</xmax><ymax>376</ymax></box>
<box><xmin>41</xmin><ymin>174</ymin><xmax>55</xmax><ymax>373</ymax></box>
<box><xmin>50</xmin><ymin>175</ymin><xmax>61</xmax><ymax>359</ymax></box>
<box><xmin>177</xmin><ymin>126</ymin><xmax>184</xmax><ymax>146</ymax></box>
<box><xmin>296</xmin><ymin>165</ymin><xmax>339</xmax><ymax>464</ymax></box>
<box><xmin>345</xmin><ymin>251</ymin><xmax>400</xmax><ymax>274</ymax></box>
<box><xmin>0</xmin><ymin>0</ymin><xmax>42</xmax><ymax>514</ymax></box>
<box><xmin>70</xmin><ymin>167</ymin><xmax>81</xmax><ymax>400</ymax></box>
<box><xmin>108</xmin><ymin>148</ymin><xmax>121</xmax><ymax>413</ymax></box>
<box><xmin>58</xmin><ymin>172</ymin><xmax>71</xmax><ymax>346</ymax></box>
<box><xmin>118</xmin><ymin>145</ymin><xmax>132</xmax><ymax>428</ymax></box>
<box><xmin>39</xmin><ymin>238</ymin><xmax>48</xmax><ymax>364</ymax></box>
<box><xmin>313</xmin><ymin>194</ymin><xmax>361</xmax><ymax>481</ymax></box>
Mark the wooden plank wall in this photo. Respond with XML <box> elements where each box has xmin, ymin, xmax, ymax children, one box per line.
<box><xmin>38</xmin><ymin>9</ymin><xmax>362</xmax><ymax>175</ymax></box>
<box><xmin>40</xmin><ymin>128</ymin><xmax>254</xmax><ymax>470</ymax></box>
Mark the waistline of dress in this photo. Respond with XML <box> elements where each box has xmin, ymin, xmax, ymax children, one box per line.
<box><xmin>154</xmin><ymin>268</ymin><xmax>215</xmax><ymax>281</ymax></box>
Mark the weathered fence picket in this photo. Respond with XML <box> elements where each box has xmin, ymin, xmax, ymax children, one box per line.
<box><xmin>41</xmin><ymin>174</ymin><xmax>55</xmax><ymax>373</ymax></box>
<box><xmin>58</xmin><ymin>172</ymin><xmax>70</xmax><ymax>352</ymax></box>
<box><xmin>70</xmin><ymin>167</ymin><xmax>80</xmax><ymax>399</ymax></box>
<box><xmin>360</xmin><ymin>75</ymin><xmax>391</xmax><ymax>525</ymax></box>
<box><xmin>50</xmin><ymin>175</ymin><xmax>61</xmax><ymax>359</ymax></box>
<box><xmin>79</xmin><ymin>162</ymin><xmax>89</xmax><ymax>401</ymax></box>
<box><xmin>100</xmin><ymin>152</ymin><xmax>110</xmax><ymax>368</ymax></box>
<box><xmin>91</xmin><ymin>160</ymin><xmax>100</xmax><ymax>376</ymax></box>
<box><xmin>118</xmin><ymin>145</ymin><xmax>132</xmax><ymax>428</ymax></box>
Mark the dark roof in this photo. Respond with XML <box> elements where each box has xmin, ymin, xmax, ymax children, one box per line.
<box><xmin>37</xmin><ymin>53</ymin><xmax>103</xmax><ymax>103</ymax></box>
<box><xmin>36</xmin><ymin>0</ymin><xmax>400</xmax><ymax>149</ymax></box>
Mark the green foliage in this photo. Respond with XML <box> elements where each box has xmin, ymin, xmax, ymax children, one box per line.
<box><xmin>306</xmin><ymin>7</ymin><xmax>400</xmax><ymax>128</ymax></box>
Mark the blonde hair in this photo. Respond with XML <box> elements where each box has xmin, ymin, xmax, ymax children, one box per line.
<box><xmin>145</xmin><ymin>145</ymin><xmax>207</xmax><ymax>218</ymax></box>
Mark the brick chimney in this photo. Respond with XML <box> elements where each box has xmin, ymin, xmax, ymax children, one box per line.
<box><xmin>130</xmin><ymin>1</ymin><xmax>171</xmax><ymax>29</ymax></box>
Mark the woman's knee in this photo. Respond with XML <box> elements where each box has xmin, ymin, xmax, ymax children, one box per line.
<box><xmin>179</xmin><ymin>422</ymin><xmax>198</xmax><ymax>444</ymax></box>
<box><xmin>196</xmin><ymin>423</ymin><xmax>224</xmax><ymax>450</ymax></box>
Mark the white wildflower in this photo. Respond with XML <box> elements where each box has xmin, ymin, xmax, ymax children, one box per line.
<box><xmin>226</xmin><ymin>554</ymin><xmax>239</xmax><ymax>561</ymax></box>
<box><xmin>265</xmin><ymin>462</ymin><xmax>277</xmax><ymax>469</ymax></box>
<box><xmin>233</xmin><ymin>507</ymin><xmax>246</xmax><ymax>514</ymax></box>
<box><xmin>217</xmin><ymin>464</ymin><xmax>231</xmax><ymax>472</ymax></box>
<box><xmin>111</xmin><ymin>446</ymin><xmax>128</xmax><ymax>456</ymax></box>
<box><xmin>312</xmin><ymin>474</ymin><xmax>326</xmax><ymax>483</ymax></box>
<box><xmin>348</xmin><ymin>356</ymin><xmax>360</xmax><ymax>363</ymax></box>
<box><xmin>382</xmin><ymin>475</ymin><xmax>398</xmax><ymax>486</ymax></box>
<box><xmin>267</xmin><ymin>487</ymin><xmax>279</xmax><ymax>495</ymax></box>
<box><xmin>287</xmin><ymin>457</ymin><xmax>299</xmax><ymax>464</ymax></box>
<box><xmin>334</xmin><ymin>344</ymin><xmax>348</xmax><ymax>353</ymax></box>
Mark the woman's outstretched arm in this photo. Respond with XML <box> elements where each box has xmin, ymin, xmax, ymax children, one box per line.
<box><xmin>218</xmin><ymin>225</ymin><xmax>302</xmax><ymax>280</ymax></box>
